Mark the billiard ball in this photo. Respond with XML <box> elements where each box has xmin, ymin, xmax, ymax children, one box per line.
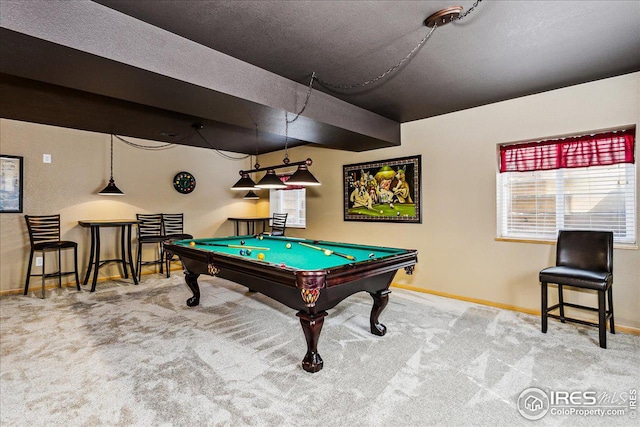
<box><xmin>240</xmin><ymin>240</ymin><xmax>245</xmax><ymax>245</ymax></box>
<box><xmin>258</xmin><ymin>235</ymin><xmax>264</xmax><ymax>240</ymax></box>
<box><xmin>257</xmin><ymin>253</ymin><xmax>265</xmax><ymax>260</ymax></box>
<box><xmin>324</xmin><ymin>249</ymin><xmax>332</xmax><ymax>256</ymax></box>
<box><xmin>389</xmin><ymin>203</ymin><xmax>394</xmax><ymax>209</ymax></box>
<box><xmin>285</xmin><ymin>243</ymin><xmax>292</xmax><ymax>249</ymax></box>
<box><xmin>396</xmin><ymin>212</ymin><xmax>400</xmax><ymax>216</ymax></box>
<box><xmin>239</xmin><ymin>249</ymin><xmax>245</xmax><ymax>256</ymax></box>
<box><xmin>280</xmin><ymin>263</ymin><xmax>286</xmax><ymax>268</ymax></box>
<box><xmin>379</xmin><ymin>210</ymin><xmax>384</xmax><ymax>214</ymax></box>
<box><xmin>246</xmin><ymin>249</ymin><xmax>252</xmax><ymax>256</ymax></box>
<box><xmin>189</xmin><ymin>241</ymin><xmax>196</xmax><ymax>247</ymax></box>
<box><xmin>369</xmin><ymin>253</ymin><xmax>375</xmax><ymax>258</ymax></box>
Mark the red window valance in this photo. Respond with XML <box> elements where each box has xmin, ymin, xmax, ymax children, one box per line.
<box><xmin>277</xmin><ymin>174</ymin><xmax>304</xmax><ymax>190</ymax></box>
<box><xmin>499</xmin><ymin>129</ymin><xmax>635</xmax><ymax>173</ymax></box>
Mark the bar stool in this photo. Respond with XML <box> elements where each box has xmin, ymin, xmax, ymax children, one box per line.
<box><xmin>161</xmin><ymin>213</ymin><xmax>192</xmax><ymax>277</ymax></box>
<box><xmin>539</xmin><ymin>230</ymin><xmax>615</xmax><ymax>348</ymax></box>
<box><xmin>24</xmin><ymin>214</ymin><xmax>80</xmax><ymax>298</ymax></box>
<box><xmin>136</xmin><ymin>213</ymin><xmax>164</xmax><ymax>280</ymax></box>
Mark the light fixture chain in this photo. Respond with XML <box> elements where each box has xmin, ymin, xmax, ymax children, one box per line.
<box><xmin>109</xmin><ymin>134</ymin><xmax>114</xmax><ymax>179</ymax></box>
<box><xmin>315</xmin><ymin>24</ymin><xmax>438</xmax><ymax>91</ymax></box>
<box><xmin>286</xmin><ymin>71</ymin><xmax>316</xmax><ymax>126</ymax></box>
<box><xmin>457</xmin><ymin>0</ymin><xmax>483</xmax><ymax>21</ymax></box>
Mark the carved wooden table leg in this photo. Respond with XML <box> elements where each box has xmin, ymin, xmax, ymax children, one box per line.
<box><xmin>296</xmin><ymin>311</ymin><xmax>328</xmax><ymax>373</ymax></box>
<box><xmin>369</xmin><ymin>289</ymin><xmax>391</xmax><ymax>336</ymax></box>
<box><xmin>185</xmin><ymin>273</ymin><xmax>201</xmax><ymax>307</ymax></box>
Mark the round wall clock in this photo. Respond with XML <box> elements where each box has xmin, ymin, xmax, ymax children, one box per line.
<box><xmin>173</xmin><ymin>171</ymin><xmax>196</xmax><ymax>194</ymax></box>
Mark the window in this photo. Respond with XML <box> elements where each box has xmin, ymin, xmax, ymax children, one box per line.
<box><xmin>269</xmin><ymin>176</ymin><xmax>306</xmax><ymax>228</ymax></box>
<box><xmin>497</xmin><ymin>129</ymin><xmax>636</xmax><ymax>246</ymax></box>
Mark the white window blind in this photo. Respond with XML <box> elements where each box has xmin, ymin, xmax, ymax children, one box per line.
<box><xmin>269</xmin><ymin>188</ymin><xmax>306</xmax><ymax>228</ymax></box>
<box><xmin>497</xmin><ymin>163</ymin><xmax>636</xmax><ymax>245</ymax></box>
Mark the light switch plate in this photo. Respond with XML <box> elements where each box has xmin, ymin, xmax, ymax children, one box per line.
<box><xmin>43</xmin><ymin>154</ymin><xmax>52</xmax><ymax>163</ymax></box>
<box><xmin>35</xmin><ymin>257</ymin><xmax>43</xmax><ymax>267</ymax></box>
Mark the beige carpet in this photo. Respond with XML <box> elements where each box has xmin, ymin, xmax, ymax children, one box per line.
<box><xmin>1</xmin><ymin>275</ymin><xmax>638</xmax><ymax>426</ymax></box>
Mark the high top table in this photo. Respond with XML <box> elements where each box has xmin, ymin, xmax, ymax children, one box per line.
<box><xmin>78</xmin><ymin>219</ymin><xmax>140</xmax><ymax>292</ymax></box>
<box><xmin>227</xmin><ymin>216</ymin><xmax>272</xmax><ymax>236</ymax></box>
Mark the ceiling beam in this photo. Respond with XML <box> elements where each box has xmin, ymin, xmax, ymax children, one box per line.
<box><xmin>0</xmin><ymin>0</ymin><xmax>400</xmax><ymax>152</ymax></box>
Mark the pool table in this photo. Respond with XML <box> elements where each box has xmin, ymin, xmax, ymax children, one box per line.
<box><xmin>163</xmin><ymin>235</ymin><xmax>417</xmax><ymax>373</ymax></box>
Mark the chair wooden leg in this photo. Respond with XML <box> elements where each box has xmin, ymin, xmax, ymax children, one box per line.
<box><xmin>74</xmin><ymin>246</ymin><xmax>81</xmax><ymax>291</ymax></box>
<box><xmin>608</xmin><ymin>286</ymin><xmax>615</xmax><ymax>334</ymax></box>
<box><xmin>137</xmin><ymin>244</ymin><xmax>142</xmax><ymax>281</ymax></box>
<box><xmin>541</xmin><ymin>281</ymin><xmax>548</xmax><ymax>333</ymax></box>
<box><xmin>166</xmin><ymin>253</ymin><xmax>171</xmax><ymax>278</ymax></box>
<box><xmin>598</xmin><ymin>289</ymin><xmax>606</xmax><ymax>349</ymax></box>
<box><xmin>41</xmin><ymin>250</ymin><xmax>46</xmax><ymax>299</ymax></box>
<box><xmin>158</xmin><ymin>243</ymin><xmax>164</xmax><ymax>274</ymax></box>
<box><xmin>57</xmin><ymin>249</ymin><xmax>62</xmax><ymax>288</ymax></box>
<box><xmin>558</xmin><ymin>284</ymin><xmax>565</xmax><ymax>322</ymax></box>
<box><xmin>24</xmin><ymin>249</ymin><xmax>34</xmax><ymax>295</ymax></box>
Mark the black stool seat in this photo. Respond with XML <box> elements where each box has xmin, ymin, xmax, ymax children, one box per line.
<box><xmin>164</xmin><ymin>233</ymin><xmax>193</xmax><ymax>241</ymax></box>
<box><xmin>32</xmin><ymin>240</ymin><xmax>77</xmax><ymax>251</ymax></box>
<box><xmin>540</xmin><ymin>266</ymin><xmax>611</xmax><ymax>291</ymax></box>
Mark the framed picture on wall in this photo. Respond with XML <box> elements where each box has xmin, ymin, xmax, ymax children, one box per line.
<box><xmin>0</xmin><ymin>155</ymin><xmax>24</xmax><ymax>213</ymax></box>
<box><xmin>343</xmin><ymin>155</ymin><xmax>421</xmax><ymax>223</ymax></box>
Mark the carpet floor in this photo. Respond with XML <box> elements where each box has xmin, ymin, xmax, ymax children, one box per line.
<box><xmin>1</xmin><ymin>275</ymin><xmax>638</xmax><ymax>426</ymax></box>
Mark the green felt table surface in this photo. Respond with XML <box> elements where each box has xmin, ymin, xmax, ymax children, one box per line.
<box><xmin>172</xmin><ymin>235</ymin><xmax>407</xmax><ymax>271</ymax></box>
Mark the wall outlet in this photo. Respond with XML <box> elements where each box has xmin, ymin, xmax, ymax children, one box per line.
<box><xmin>35</xmin><ymin>256</ymin><xmax>43</xmax><ymax>267</ymax></box>
<box><xmin>43</xmin><ymin>154</ymin><xmax>51</xmax><ymax>163</ymax></box>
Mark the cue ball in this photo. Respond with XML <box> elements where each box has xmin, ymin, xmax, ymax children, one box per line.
<box><xmin>324</xmin><ymin>249</ymin><xmax>332</xmax><ymax>256</ymax></box>
<box><xmin>369</xmin><ymin>253</ymin><xmax>375</xmax><ymax>258</ymax></box>
<box><xmin>240</xmin><ymin>240</ymin><xmax>245</xmax><ymax>245</ymax></box>
<box><xmin>246</xmin><ymin>249</ymin><xmax>252</xmax><ymax>255</ymax></box>
<box><xmin>286</xmin><ymin>243</ymin><xmax>292</xmax><ymax>249</ymax></box>
<box><xmin>379</xmin><ymin>210</ymin><xmax>384</xmax><ymax>214</ymax></box>
<box><xmin>257</xmin><ymin>253</ymin><xmax>265</xmax><ymax>260</ymax></box>
<box><xmin>189</xmin><ymin>241</ymin><xmax>196</xmax><ymax>247</ymax></box>
<box><xmin>397</xmin><ymin>212</ymin><xmax>401</xmax><ymax>216</ymax></box>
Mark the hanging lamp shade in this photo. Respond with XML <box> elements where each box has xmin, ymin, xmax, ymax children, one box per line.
<box><xmin>231</xmin><ymin>173</ymin><xmax>257</xmax><ymax>190</ymax></box>
<box><xmin>99</xmin><ymin>134</ymin><xmax>124</xmax><ymax>195</ymax></box>
<box><xmin>256</xmin><ymin>169</ymin><xmax>287</xmax><ymax>189</ymax></box>
<box><xmin>243</xmin><ymin>190</ymin><xmax>260</xmax><ymax>200</ymax></box>
<box><xmin>98</xmin><ymin>178</ymin><xmax>125</xmax><ymax>195</ymax></box>
<box><xmin>286</xmin><ymin>164</ymin><xmax>321</xmax><ymax>186</ymax></box>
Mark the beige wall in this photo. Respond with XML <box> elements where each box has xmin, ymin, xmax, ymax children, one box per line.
<box><xmin>1</xmin><ymin>73</ymin><xmax>638</xmax><ymax>329</ymax></box>
<box><xmin>258</xmin><ymin>72</ymin><xmax>640</xmax><ymax>330</ymax></box>
<box><xmin>0</xmin><ymin>120</ymin><xmax>260</xmax><ymax>290</ymax></box>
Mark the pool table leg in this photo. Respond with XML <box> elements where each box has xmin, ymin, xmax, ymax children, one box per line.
<box><xmin>369</xmin><ymin>289</ymin><xmax>391</xmax><ymax>336</ymax></box>
<box><xmin>185</xmin><ymin>273</ymin><xmax>201</xmax><ymax>307</ymax></box>
<box><xmin>296</xmin><ymin>311</ymin><xmax>327</xmax><ymax>373</ymax></box>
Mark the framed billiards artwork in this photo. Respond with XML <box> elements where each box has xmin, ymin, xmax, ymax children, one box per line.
<box><xmin>0</xmin><ymin>155</ymin><xmax>23</xmax><ymax>213</ymax></box>
<box><xmin>173</xmin><ymin>171</ymin><xmax>196</xmax><ymax>194</ymax></box>
<box><xmin>343</xmin><ymin>155</ymin><xmax>421</xmax><ymax>223</ymax></box>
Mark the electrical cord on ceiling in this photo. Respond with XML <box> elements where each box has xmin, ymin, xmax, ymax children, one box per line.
<box><xmin>285</xmin><ymin>0</ymin><xmax>484</xmax><ymax>124</ymax></box>
<box><xmin>194</xmin><ymin>125</ymin><xmax>250</xmax><ymax>160</ymax></box>
<box><xmin>114</xmin><ymin>134</ymin><xmax>176</xmax><ymax>150</ymax></box>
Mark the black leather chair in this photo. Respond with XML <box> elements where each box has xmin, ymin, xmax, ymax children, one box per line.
<box><xmin>136</xmin><ymin>213</ymin><xmax>164</xmax><ymax>280</ymax></box>
<box><xmin>24</xmin><ymin>214</ymin><xmax>80</xmax><ymax>298</ymax></box>
<box><xmin>269</xmin><ymin>213</ymin><xmax>288</xmax><ymax>236</ymax></box>
<box><xmin>539</xmin><ymin>230</ymin><xmax>614</xmax><ymax>348</ymax></box>
<box><xmin>161</xmin><ymin>213</ymin><xmax>192</xmax><ymax>277</ymax></box>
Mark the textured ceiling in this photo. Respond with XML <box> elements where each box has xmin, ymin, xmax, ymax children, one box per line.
<box><xmin>1</xmin><ymin>0</ymin><xmax>639</xmax><ymax>153</ymax></box>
